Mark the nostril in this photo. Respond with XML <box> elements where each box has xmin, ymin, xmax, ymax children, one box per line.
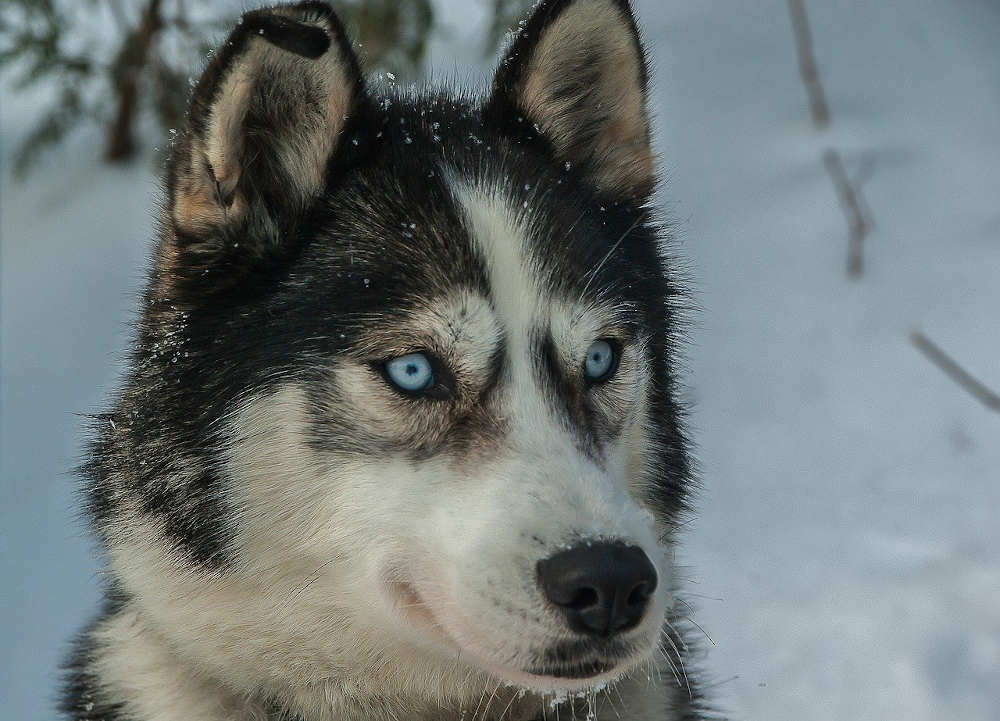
<box><xmin>627</xmin><ymin>580</ymin><xmax>653</xmax><ymax>608</ymax></box>
<box><xmin>563</xmin><ymin>586</ymin><xmax>599</xmax><ymax>611</ymax></box>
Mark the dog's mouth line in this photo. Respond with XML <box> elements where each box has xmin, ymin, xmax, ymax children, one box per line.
<box><xmin>387</xmin><ymin>579</ymin><xmax>642</xmax><ymax>685</ymax></box>
<box><xmin>386</xmin><ymin>576</ymin><xmax>443</xmax><ymax>633</ymax></box>
<box><xmin>524</xmin><ymin>658</ymin><xmax>619</xmax><ymax>680</ymax></box>
<box><xmin>384</xmin><ymin>567</ymin><xmax>658</xmax><ymax>690</ymax></box>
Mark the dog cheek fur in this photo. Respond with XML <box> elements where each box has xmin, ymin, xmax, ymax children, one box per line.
<box><xmin>185</xmin><ymin>378</ymin><xmax>670</xmax><ymax>689</ymax></box>
<box><xmin>95</xmin><ymin>394</ymin><xmax>477</xmax><ymax>713</ymax></box>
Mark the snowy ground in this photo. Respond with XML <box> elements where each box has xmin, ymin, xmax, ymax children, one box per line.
<box><xmin>3</xmin><ymin>2</ymin><xmax>999</xmax><ymax>720</ymax></box>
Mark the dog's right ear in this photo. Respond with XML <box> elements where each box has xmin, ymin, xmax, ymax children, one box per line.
<box><xmin>486</xmin><ymin>0</ymin><xmax>653</xmax><ymax>200</ymax></box>
<box><xmin>167</xmin><ymin>2</ymin><xmax>364</xmax><ymax>255</ymax></box>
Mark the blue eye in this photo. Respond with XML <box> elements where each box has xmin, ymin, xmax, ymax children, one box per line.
<box><xmin>584</xmin><ymin>340</ymin><xmax>616</xmax><ymax>382</ymax></box>
<box><xmin>385</xmin><ymin>353</ymin><xmax>434</xmax><ymax>393</ymax></box>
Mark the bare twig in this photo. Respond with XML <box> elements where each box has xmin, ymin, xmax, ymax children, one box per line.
<box><xmin>852</xmin><ymin>150</ymin><xmax>877</xmax><ymax>189</ymax></box>
<box><xmin>910</xmin><ymin>330</ymin><xmax>1000</xmax><ymax>412</ymax></box>
<box><xmin>823</xmin><ymin>148</ymin><xmax>870</xmax><ymax>278</ymax></box>
<box><xmin>850</xmin><ymin>150</ymin><xmax>877</xmax><ymax>232</ymax></box>
<box><xmin>787</xmin><ymin>0</ymin><xmax>830</xmax><ymax>129</ymax></box>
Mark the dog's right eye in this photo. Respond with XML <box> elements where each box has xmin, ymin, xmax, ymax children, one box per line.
<box><xmin>384</xmin><ymin>353</ymin><xmax>435</xmax><ymax>394</ymax></box>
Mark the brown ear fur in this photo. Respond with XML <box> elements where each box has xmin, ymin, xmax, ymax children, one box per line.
<box><xmin>167</xmin><ymin>2</ymin><xmax>365</xmax><ymax>244</ymax></box>
<box><xmin>488</xmin><ymin>0</ymin><xmax>654</xmax><ymax>199</ymax></box>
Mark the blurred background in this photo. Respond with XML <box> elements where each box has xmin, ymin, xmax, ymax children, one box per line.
<box><xmin>2</xmin><ymin>1</ymin><xmax>999</xmax><ymax>719</ymax></box>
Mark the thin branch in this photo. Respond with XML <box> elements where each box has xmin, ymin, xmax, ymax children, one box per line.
<box><xmin>787</xmin><ymin>0</ymin><xmax>830</xmax><ymax>130</ymax></box>
<box><xmin>850</xmin><ymin>150</ymin><xmax>877</xmax><ymax>232</ymax></box>
<box><xmin>105</xmin><ymin>0</ymin><xmax>163</xmax><ymax>161</ymax></box>
<box><xmin>910</xmin><ymin>330</ymin><xmax>1000</xmax><ymax>412</ymax></box>
<box><xmin>823</xmin><ymin>148</ymin><xmax>870</xmax><ymax>278</ymax></box>
<box><xmin>852</xmin><ymin>150</ymin><xmax>877</xmax><ymax>189</ymax></box>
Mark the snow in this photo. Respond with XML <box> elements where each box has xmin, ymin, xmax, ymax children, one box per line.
<box><xmin>3</xmin><ymin>2</ymin><xmax>999</xmax><ymax>720</ymax></box>
<box><xmin>645</xmin><ymin>2</ymin><xmax>1000</xmax><ymax>719</ymax></box>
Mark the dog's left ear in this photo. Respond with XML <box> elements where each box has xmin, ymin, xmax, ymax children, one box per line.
<box><xmin>166</xmin><ymin>2</ymin><xmax>365</xmax><ymax>255</ymax></box>
<box><xmin>487</xmin><ymin>0</ymin><xmax>653</xmax><ymax>200</ymax></box>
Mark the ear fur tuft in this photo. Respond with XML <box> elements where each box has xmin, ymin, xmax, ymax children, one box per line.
<box><xmin>488</xmin><ymin>0</ymin><xmax>654</xmax><ymax>200</ymax></box>
<box><xmin>167</xmin><ymin>2</ymin><xmax>365</xmax><ymax>247</ymax></box>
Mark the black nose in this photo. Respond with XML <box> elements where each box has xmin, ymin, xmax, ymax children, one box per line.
<box><xmin>537</xmin><ymin>542</ymin><xmax>657</xmax><ymax>637</ymax></box>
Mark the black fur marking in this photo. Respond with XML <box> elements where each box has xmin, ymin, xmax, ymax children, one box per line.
<box><xmin>61</xmin><ymin>587</ymin><xmax>131</xmax><ymax>721</ymax></box>
<box><xmin>538</xmin><ymin>636</ymin><xmax>637</xmax><ymax>665</ymax></box>
<box><xmin>243</xmin><ymin>12</ymin><xmax>331</xmax><ymax>58</ymax></box>
<box><xmin>533</xmin><ymin>329</ymin><xmax>602</xmax><ymax>461</ymax></box>
<box><xmin>527</xmin><ymin>658</ymin><xmax>616</xmax><ymax>679</ymax></box>
<box><xmin>72</xmin><ymin>0</ymin><xmax>710</xmax><ymax>719</ymax></box>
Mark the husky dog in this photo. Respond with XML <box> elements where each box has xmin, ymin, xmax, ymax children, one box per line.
<box><xmin>64</xmin><ymin>1</ymin><xmax>710</xmax><ymax>719</ymax></box>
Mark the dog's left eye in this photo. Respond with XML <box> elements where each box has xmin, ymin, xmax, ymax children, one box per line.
<box><xmin>584</xmin><ymin>340</ymin><xmax>617</xmax><ymax>383</ymax></box>
<box><xmin>384</xmin><ymin>353</ymin><xmax>435</xmax><ymax>393</ymax></box>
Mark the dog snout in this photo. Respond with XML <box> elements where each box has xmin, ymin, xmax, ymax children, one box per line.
<box><xmin>536</xmin><ymin>541</ymin><xmax>657</xmax><ymax>637</ymax></box>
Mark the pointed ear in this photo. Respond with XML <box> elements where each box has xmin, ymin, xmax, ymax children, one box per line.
<box><xmin>487</xmin><ymin>0</ymin><xmax>654</xmax><ymax>199</ymax></box>
<box><xmin>167</xmin><ymin>1</ymin><xmax>365</xmax><ymax>249</ymax></box>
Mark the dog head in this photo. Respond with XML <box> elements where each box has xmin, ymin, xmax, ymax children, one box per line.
<box><xmin>98</xmin><ymin>0</ymin><xmax>692</xmax><ymax>709</ymax></box>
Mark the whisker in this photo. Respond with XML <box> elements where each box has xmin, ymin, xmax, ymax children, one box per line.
<box><xmin>472</xmin><ymin>676</ymin><xmax>492</xmax><ymax>721</ymax></box>
<box><xmin>603</xmin><ymin>686</ymin><xmax>621</xmax><ymax>719</ymax></box>
<box><xmin>578</xmin><ymin>215</ymin><xmax>644</xmax><ymax>302</ymax></box>
<box><xmin>659</xmin><ymin>628</ymin><xmax>692</xmax><ymax>699</ymax></box>
<box><xmin>613</xmin><ymin>680</ymin><xmax>626</xmax><ymax>708</ymax></box>
<box><xmin>656</xmin><ymin>645</ymin><xmax>683</xmax><ymax>689</ymax></box>
<box><xmin>498</xmin><ymin>688</ymin><xmax>519</xmax><ymax>721</ymax></box>
<box><xmin>280</xmin><ymin>557</ymin><xmax>340</xmax><ymax>609</ymax></box>
<box><xmin>674</xmin><ymin>596</ymin><xmax>697</xmax><ymax>614</ymax></box>
<box><xmin>648</xmin><ymin>655</ymin><xmax>663</xmax><ymax>685</ymax></box>
<box><xmin>663</xmin><ymin>619</ymin><xmax>689</xmax><ymax>652</ymax></box>
<box><xmin>478</xmin><ymin>681</ymin><xmax>503</xmax><ymax>721</ymax></box>
<box><xmin>684</xmin><ymin>615</ymin><xmax>716</xmax><ymax>647</ymax></box>
<box><xmin>701</xmin><ymin>674</ymin><xmax>740</xmax><ymax>691</ymax></box>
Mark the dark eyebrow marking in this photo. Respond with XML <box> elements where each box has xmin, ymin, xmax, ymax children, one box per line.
<box><xmin>531</xmin><ymin>326</ymin><xmax>623</xmax><ymax>464</ymax></box>
<box><xmin>534</xmin><ymin>329</ymin><xmax>564</xmax><ymax>403</ymax></box>
<box><xmin>534</xmin><ymin>328</ymin><xmax>584</xmax><ymax>444</ymax></box>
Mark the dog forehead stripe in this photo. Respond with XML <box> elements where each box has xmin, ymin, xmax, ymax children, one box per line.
<box><xmin>447</xmin><ymin>175</ymin><xmax>622</xmax><ymax>359</ymax></box>
<box><xmin>448</xmin><ymin>176</ymin><xmax>540</xmax><ymax>352</ymax></box>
